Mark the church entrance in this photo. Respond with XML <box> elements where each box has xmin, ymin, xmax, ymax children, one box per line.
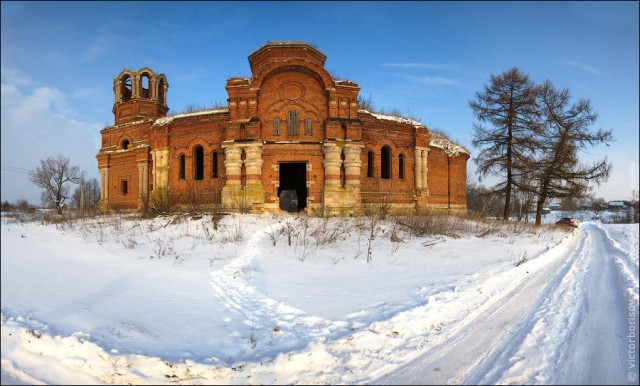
<box><xmin>278</xmin><ymin>162</ymin><xmax>307</xmax><ymax>212</ymax></box>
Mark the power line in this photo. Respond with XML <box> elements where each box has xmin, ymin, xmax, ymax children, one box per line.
<box><xmin>1</xmin><ymin>165</ymin><xmax>32</xmax><ymax>175</ymax></box>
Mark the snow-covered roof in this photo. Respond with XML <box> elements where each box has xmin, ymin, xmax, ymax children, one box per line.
<box><xmin>105</xmin><ymin>118</ymin><xmax>154</xmax><ymax>131</ymax></box>
<box><xmin>428</xmin><ymin>131</ymin><xmax>470</xmax><ymax>156</ymax></box>
<box><xmin>335</xmin><ymin>79</ymin><xmax>358</xmax><ymax>86</ymax></box>
<box><xmin>99</xmin><ymin>143</ymin><xmax>150</xmax><ymax>154</ymax></box>
<box><xmin>358</xmin><ymin>109</ymin><xmax>425</xmax><ymax>128</ymax></box>
<box><xmin>153</xmin><ymin>108</ymin><xmax>229</xmax><ymax>126</ymax></box>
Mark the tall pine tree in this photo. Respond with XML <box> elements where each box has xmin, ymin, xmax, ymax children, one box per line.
<box><xmin>531</xmin><ymin>81</ymin><xmax>612</xmax><ymax>225</ymax></box>
<box><xmin>470</xmin><ymin>68</ymin><xmax>541</xmax><ymax>220</ymax></box>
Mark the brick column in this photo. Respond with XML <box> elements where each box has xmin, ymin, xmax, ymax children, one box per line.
<box><xmin>221</xmin><ymin>143</ymin><xmax>244</xmax><ymax>210</ymax></box>
<box><xmin>323</xmin><ymin>143</ymin><xmax>342</xmax><ymax>187</ymax></box>
<box><xmin>243</xmin><ymin>144</ymin><xmax>265</xmax><ymax>209</ymax></box>
<box><xmin>131</xmin><ymin>73</ymin><xmax>140</xmax><ymax>98</ymax></box>
<box><xmin>344</xmin><ymin>143</ymin><xmax>364</xmax><ymax>187</ymax></box>
<box><xmin>99</xmin><ymin>167</ymin><xmax>109</xmax><ymax>210</ymax></box>
<box><xmin>244</xmin><ymin>144</ymin><xmax>264</xmax><ymax>186</ymax></box>
<box><xmin>421</xmin><ymin>148</ymin><xmax>429</xmax><ymax>194</ymax></box>
<box><xmin>113</xmin><ymin>80</ymin><xmax>122</xmax><ymax>103</ymax></box>
<box><xmin>137</xmin><ymin>160</ymin><xmax>149</xmax><ymax>197</ymax></box>
<box><xmin>151</xmin><ymin>148</ymin><xmax>169</xmax><ymax>189</ymax></box>
<box><xmin>222</xmin><ymin>145</ymin><xmax>242</xmax><ymax>186</ymax></box>
<box><xmin>414</xmin><ymin>147</ymin><xmax>423</xmax><ymax>190</ymax></box>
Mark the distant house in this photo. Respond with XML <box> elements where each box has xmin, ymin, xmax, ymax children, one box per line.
<box><xmin>548</xmin><ymin>203</ymin><xmax>562</xmax><ymax>211</ymax></box>
<box><xmin>607</xmin><ymin>201</ymin><xmax>627</xmax><ymax>210</ymax></box>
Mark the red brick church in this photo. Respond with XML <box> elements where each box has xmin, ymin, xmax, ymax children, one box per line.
<box><xmin>96</xmin><ymin>41</ymin><xmax>469</xmax><ymax>215</ymax></box>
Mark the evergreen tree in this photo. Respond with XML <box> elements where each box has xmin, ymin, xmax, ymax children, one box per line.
<box><xmin>531</xmin><ymin>81</ymin><xmax>613</xmax><ymax>225</ymax></box>
<box><xmin>470</xmin><ymin>68</ymin><xmax>541</xmax><ymax>220</ymax></box>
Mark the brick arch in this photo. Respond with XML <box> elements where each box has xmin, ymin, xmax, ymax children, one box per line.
<box><xmin>118</xmin><ymin>134</ymin><xmax>133</xmax><ymax>150</ymax></box>
<box><xmin>177</xmin><ymin>137</ymin><xmax>209</xmax><ymax>154</ymax></box>
<box><xmin>368</xmin><ymin>137</ymin><xmax>400</xmax><ymax>150</ymax></box>
<box><xmin>114</xmin><ymin>69</ymin><xmax>136</xmax><ymax>103</ymax></box>
<box><xmin>253</xmin><ymin>61</ymin><xmax>335</xmax><ymax>91</ymax></box>
<box><xmin>155</xmin><ymin>74</ymin><xmax>168</xmax><ymax>105</ymax></box>
<box><xmin>263</xmin><ymin>98</ymin><xmax>323</xmax><ymax>121</ymax></box>
<box><xmin>138</xmin><ymin>69</ymin><xmax>155</xmax><ymax>99</ymax></box>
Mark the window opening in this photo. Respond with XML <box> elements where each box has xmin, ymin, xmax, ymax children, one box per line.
<box><xmin>121</xmin><ymin>139</ymin><xmax>129</xmax><ymax>150</ymax></box>
<box><xmin>399</xmin><ymin>153</ymin><xmax>405</xmax><ymax>180</ymax></box>
<box><xmin>305</xmin><ymin>118</ymin><xmax>313</xmax><ymax>136</ymax></box>
<box><xmin>121</xmin><ymin>180</ymin><xmax>128</xmax><ymax>195</ymax></box>
<box><xmin>367</xmin><ymin>151</ymin><xmax>374</xmax><ymax>178</ymax></box>
<box><xmin>141</xmin><ymin>74</ymin><xmax>150</xmax><ymax>98</ymax></box>
<box><xmin>381</xmin><ymin>146</ymin><xmax>391</xmax><ymax>179</ymax></box>
<box><xmin>273</xmin><ymin>118</ymin><xmax>281</xmax><ymax>136</ymax></box>
<box><xmin>194</xmin><ymin>146</ymin><xmax>204</xmax><ymax>180</ymax></box>
<box><xmin>287</xmin><ymin>110</ymin><xmax>299</xmax><ymax>135</ymax></box>
<box><xmin>122</xmin><ymin>75</ymin><xmax>132</xmax><ymax>102</ymax></box>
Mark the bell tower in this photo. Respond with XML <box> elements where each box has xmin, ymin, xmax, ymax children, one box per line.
<box><xmin>112</xmin><ymin>67</ymin><xmax>169</xmax><ymax>125</ymax></box>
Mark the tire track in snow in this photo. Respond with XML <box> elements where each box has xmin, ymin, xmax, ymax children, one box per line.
<box><xmin>373</xmin><ymin>227</ymin><xmax>585</xmax><ymax>385</ymax></box>
<box><xmin>598</xmin><ymin>223</ymin><xmax>639</xmax><ymax>302</ymax></box>
<box><xmin>472</xmin><ymin>223</ymin><xmax>635</xmax><ymax>385</ymax></box>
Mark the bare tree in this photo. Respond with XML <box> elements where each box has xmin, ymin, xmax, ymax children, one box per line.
<box><xmin>29</xmin><ymin>154</ymin><xmax>85</xmax><ymax>215</ymax></box>
<box><xmin>358</xmin><ymin>93</ymin><xmax>376</xmax><ymax>112</ymax></box>
<box><xmin>530</xmin><ymin>81</ymin><xmax>613</xmax><ymax>225</ymax></box>
<box><xmin>71</xmin><ymin>177</ymin><xmax>101</xmax><ymax>215</ymax></box>
<box><xmin>16</xmin><ymin>199</ymin><xmax>30</xmax><ymax>212</ymax></box>
<box><xmin>590</xmin><ymin>197</ymin><xmax>607</xmax><ymax>216</ymax></box>
<box><xmin>470</xmin><ymin>68</ymin><xmax>541</xmax><ymax>221</ymax></box>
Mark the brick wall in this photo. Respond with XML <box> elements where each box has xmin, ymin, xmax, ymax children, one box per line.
<box><xmin>98</xmin><ymin>42</ymin><xmax>468</xmax><ymax>214</ymax></box>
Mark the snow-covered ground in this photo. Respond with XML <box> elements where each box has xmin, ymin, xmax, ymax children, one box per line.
<box><xmin>1</xmin><ymin>212</ymin><xmax>638</xmax><ymax>385</ymax></box>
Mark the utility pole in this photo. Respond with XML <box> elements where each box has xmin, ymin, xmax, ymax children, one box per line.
<box><xmin>80</xmin><ymin>178</ymin><xmax>85</xmax><ymax>216</ymax></box>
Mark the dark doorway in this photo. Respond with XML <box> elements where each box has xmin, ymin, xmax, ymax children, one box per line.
<box><xmin>278</xmin><ymin>162</ymin><xmax>307</xmax><ymax>212</ymax></box>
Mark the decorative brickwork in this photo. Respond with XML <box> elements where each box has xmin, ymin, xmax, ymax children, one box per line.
<box><xmin>96</xmin><ymin>42</ymin><xmax>469</xmax><ymax>215</ymax></box>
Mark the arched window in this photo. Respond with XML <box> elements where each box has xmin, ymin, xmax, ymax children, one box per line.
<box><xmin>398</xmin><ymin>153</ymin><xmax>405</xmax><ymax>180</ymax></box>
<box><xmin>121</xmin><ymin>139</ymin><xmax>129</xmax><ymax>150</ymax></box>
<box><xmin>305</xmin><ymin>118</ymin><xmax>313</xmax><ymax>136</ymax></box>
<box><xmin>121</xmin><ymin>74</ymin><xmax>132</xmax><ymax>102</ymax></box>
<box><xmin>141</xmin><ymin>73</ymin><xmax>150</xmax><ymax>98</ymax></box>
<box><xmin>212</xmin><ymin>151</ymin><xmax>218</xmax><ymax>178</ymax></box>
<box><xmin>179</xmin><ymin>154</ymin><xmax>186</xmax><ymax>180</ymax></box>
<box><xmin>367</xmin><ymin>151</ymin><xmax>374</xmax><ymax>178</ymax></box>
<box><xmin>381</xmin><ymin>146</ymin><xmax>391</xmax><ymax>179</ymax></box>
<box><xmin>287</xmin><ymin>110</ymin><xmax>299</xmax><ymax>135</ymax></box>
<box><xmin>194</xmin><ymin>146</ymin><xmax>204</xmax><ymax>180</ymax></box>
<box><xmin>273</xmin><ymin>118</ymin><xmax>281</xmax><ymax>136</ymax></box>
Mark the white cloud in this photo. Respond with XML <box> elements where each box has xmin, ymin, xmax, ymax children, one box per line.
<box><xmin>1</xmin><ymin>73</ymin><xmax>102</xmax><ymax>204</ymax></box>
<box><xmin>0</xmin><ymin>65</ymin><xmax>33</xmax><ymax>87</ymax></box>
<box><xmin>383</xmin><ymin>62</ymin><xmax>459</xmax><ymax>71</ymax></box>
<box><xmin>415</xmin><ymin>76</ymin><xmax>459</xmax><ymax>86</ymax></box>
<box><xmin>561</xmin><ymin>60</ymin><xmax>602</xmax><ymax>75</ymax></box>
<box><xmin>396</xmin><ymin>74</ymin><xmax>459</xmax><ymax>86</ymax></box>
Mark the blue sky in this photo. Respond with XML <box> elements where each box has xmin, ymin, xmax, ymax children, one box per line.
<box><xmin>1</xmin><ymin>1</ymin><xmax>638</xmax><ymax>204</ymax></box>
